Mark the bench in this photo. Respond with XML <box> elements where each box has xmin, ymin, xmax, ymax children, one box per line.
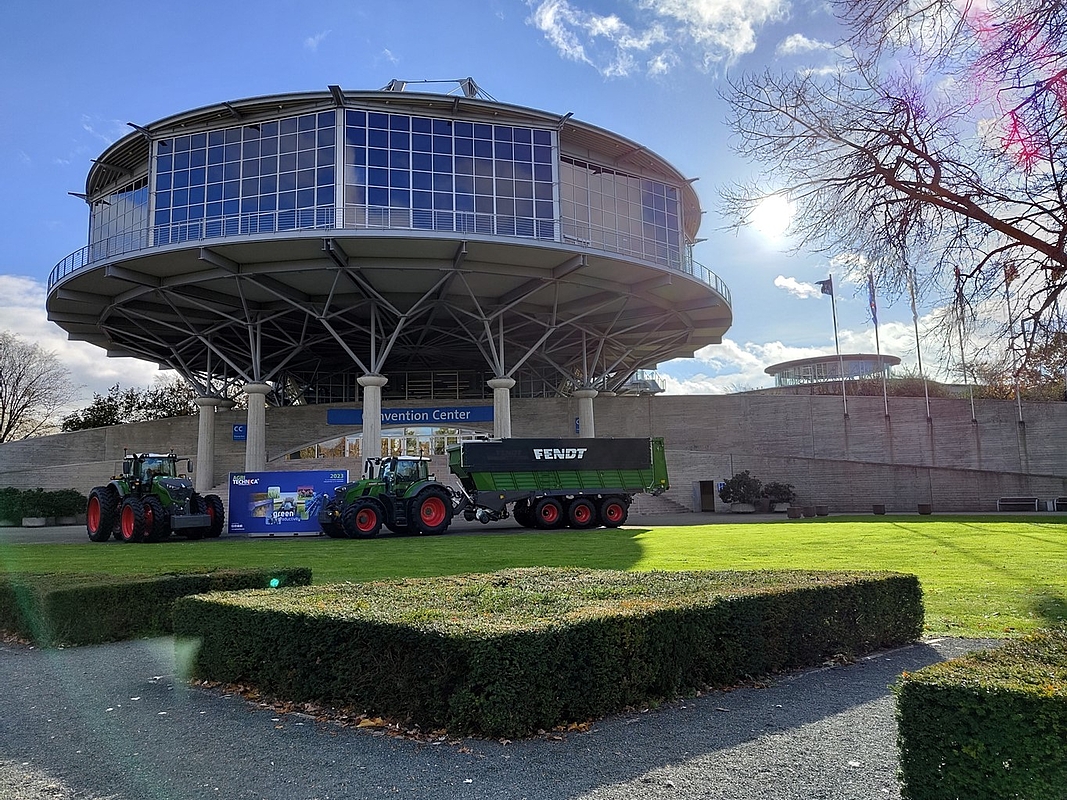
<box><xmin>997</xmin><ymin>496</ymin><xmax>1041</xmax><ymax>512</ymax></box>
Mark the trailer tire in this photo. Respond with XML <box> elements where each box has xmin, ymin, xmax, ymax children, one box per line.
<box><xmin>414</xmin><ymin>488</ymin><xmax>452</xmax><ymax>535</ymax></box>
<box><xmin>86</xmin><ymin>487</ymin><xmax>118</xmax><ymax>542</ymax></box>
<box><xmin>598</xmin><ymin>497</ymin><xmax>629</xmax><ymax>528</ymax></box>
<box><xmin>567</xmin><ymin>498</ymin><xmax>597</xmax><ymax>529</ymax></box>
<box><xmin>512</xmin><ymin>500</ymin><xmax>533</xmax><ymax>528</ymax></box>
<box><xmin>142</xmin><ymin>496</ymin><xmax>169</xmax><ymax>542</ymax></box>
<box><xmin>117</xmin><ymin>496</ymin><xmax>146</xmax><ymax>543</ymax></box>
<box><xmin>533</xmin><ymin>497</ymin><xmax>564</xmax><ymax>529</ymax></box>
<box><xmin>343</xmin><ymin>499</ymin><xmax>383</xmax><ymax>539</ymax></box>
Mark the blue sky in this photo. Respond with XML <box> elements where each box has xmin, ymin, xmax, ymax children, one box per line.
<box><xmin>0</xmin><ymin>0</ymin><xmax>944</xmax><ymax>403</ymax></box>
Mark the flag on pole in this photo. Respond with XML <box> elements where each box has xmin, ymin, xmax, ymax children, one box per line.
<box><xmin>817</xmin><ymin>277</ymin><xmax>833</xmax><ymax>296</ymax></box>
<box><xmin>867</xmin><ymin>273</ymin><xmax>878</xmax><ymax>325</ymax></box>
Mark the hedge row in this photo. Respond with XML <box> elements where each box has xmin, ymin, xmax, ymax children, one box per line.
<box><xmin>0</xmin><ymin>568</ymin><xmax>312</xmax><ymax>647</ymax></box>
<box><xmin>0</xmin><ymin>487</ymin><xmax>87</xmax><ymax>520</ymax></box>
<box><xmin>897</xmin><ymin>626</ymin><xmax>1067</xmax><ymax>800</ymax></box>
<box><xmin>174</xmin><ymin>567</ymin><xmax>923</xmax><ymax>737</ymax></box>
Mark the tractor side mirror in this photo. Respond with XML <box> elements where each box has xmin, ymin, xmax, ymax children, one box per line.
<box><xmin>187</xmin><ymin>460</ymin><xmax>193</xmax><ymax>472</ymax></box>
<box><xmin>122</xmin><ymin>461</ymin><xmax>132</xmax><ymax>476</ymax></box>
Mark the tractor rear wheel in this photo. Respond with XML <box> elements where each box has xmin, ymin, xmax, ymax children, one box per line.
<box><xmin>142</xmin><ymin>496</ymin><xmax>168</xmax><ymax>542</ymax></box>
<box><xmin>117</xmin><ymin>496</ymin><xmax>146</xmax><ymax>543</ymax></box>
<box><xmin>86</xmin><ymin>487</ymin><xmax>118</xmax><ymax>542</ymax></box>
<box><xmin>342</xmin><ymin>499</ymin><xmax>383</xmax><ymax>539</ymax></box>
<box><xmin>598</xmin><ymin>496</ymin><xmax>629</xmax><ymax>528</ymax></box>
<box><xmin>567</xmin><ymin>498</ymin><xmax>597</xmax><ymax>529</ymax></box>
<box><xmin>533</xmin><ymin>497</ymin><xmax>564</xmax><ymax>529</ymax></box>
<box><xmin>414</xmin><ymin>487</ymin><xmax>452</xmax><ymax>535</ymax></box>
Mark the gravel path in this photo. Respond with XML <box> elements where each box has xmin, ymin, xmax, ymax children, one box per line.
<box><xmin>0</xmin><ymin>636</ymin><xmax>993</xmax><ymax>800</ymax></box>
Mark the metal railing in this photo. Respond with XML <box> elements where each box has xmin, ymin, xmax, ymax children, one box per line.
<box><xmin>48</xmin><ymin>204</ymin><xmax>731</xmax><ymax>305</ymax></box>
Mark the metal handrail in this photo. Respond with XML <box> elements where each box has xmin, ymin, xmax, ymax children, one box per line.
<box><xmin>48</xmin><ymin>205</ymin><xmax>731</xmax><ymax>305</ymax></box>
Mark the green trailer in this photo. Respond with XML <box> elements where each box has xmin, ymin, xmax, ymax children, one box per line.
<box><xmin>447</xmin><ymin>437</ymin><xmax>669</xmax><ymax>529</ymax></box>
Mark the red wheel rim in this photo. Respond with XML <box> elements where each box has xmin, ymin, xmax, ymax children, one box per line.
<box><xmin>604</xmin><ymin>502</ymin><xmax>623</xmax><ymax>522</ymax></box>
<box><xmin>87</xmin><ymin>497</ymin><xmax>101</xmax><ymax>530</ymax></box>
<box><xmin>144</xmin><ymin>505</ymin><xmax>155</xmax><ymax>529</ymax></box>
<box><xmin>540</xmin><ymin>503</ymin><xmax>559</xmax><ymax>524</ymax></box>
<box><xmin>420</xmin><ymin>497</ymin><xmax>447</xmax><ymax>527</ymax></box>
<box><xmin>573</xmin><ymin>503</ymin><xmax>592</xmax><ymax>523</ymax></box>
<box><xmin>356</xmin><ymin>509</ymin><xmax>377</xmax><ymax>532</ymax></box>
<box><xmin>121</xmin><ymin>505</ymin><xmax>136</xmax><ymax>538</ymax></box>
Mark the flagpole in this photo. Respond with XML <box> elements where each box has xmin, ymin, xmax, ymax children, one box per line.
<box><xmin>869</xmin><ymin>274</ymin><xmax>889</xmax><ymax>418</ymax></box>
<box><xmin>819</xmin><ymin>276</ymin><xmax>847</xmax><ymax>418</ymax></box>
<box><xmin>908</xmin><ymin>269</ymin><xmax>931</xmax><ymax>421</ymax></box>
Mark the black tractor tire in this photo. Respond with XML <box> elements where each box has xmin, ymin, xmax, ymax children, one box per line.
<box><xmin>342</xmin><ymin>499</ymin><xmax>383</xmax><ymax>539</ymax></box>
<box><xmin>414</xmin><ymin>487</ymin><xmax>453</xmax><ymax>535</ymax></box>
<box><xmin>385</xmin><ymin>521</ymin><xmax>417</xmax><ymax>535</ymax></box>
<box><xmin>533</xmin><ymin>497</ymin><xmax>564</xmax><ymax>529</ymax></box>
<box><xmin>598</xmin><ymin>496</ymin><xmax>629</xmax><ymax>528</ymax></box>
<box><xmin>203</xmin><ymin>494</ymin><xmax>225</xmax><ymax>537</ymax></box>
<box><xmin>567</xmin><ymin>498</ymin><xmax>597</xmax><ymax>529</ymax></box>
<box><xmin>141</xmin><ymin>496</ymin><xmax>169</xmax><ymax>542</ymax></box>
<box><xmin>116</xmin><ymin>496</ymin><xmax>146</xmax><ymax>543</ymax></box>
<box><xmin>86</xmin><ymin>486</ymin><xmax>118</xmax><ymax>542</ymax></box>
<box><xmin>512</xmin><ymin>499</ymin><xmax>535</xmax><ymax>528</ymax></box>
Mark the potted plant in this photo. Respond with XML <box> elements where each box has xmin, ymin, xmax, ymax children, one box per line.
<box><xmin>0</xmin><ymin>487</ymin><xmax>22</xmax><ymax>527</ymax></box>
<box><xmin>760</xmin><ymin>481</ymin><xmax>797</xmax><ymax>513</ymax></box>
<box><xmin>719</xmin><ymin>470</ymin><xmax>762</xmax><ymax>513</ymax></box>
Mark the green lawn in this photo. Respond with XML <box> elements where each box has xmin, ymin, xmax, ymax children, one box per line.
<box><xmin>1</xmin><ymin>515</ymin><xmax>1064</xmax><ymax>638</ymax></box>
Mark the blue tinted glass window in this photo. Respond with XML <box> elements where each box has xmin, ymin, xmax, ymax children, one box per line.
<box><xmin>412</xmin><ymin>117</ymin><xmax>431</xmax><ymax>133</ymax></box>
<box><xmin>369</xmin><ymin>128</ymin><xmax>388</xmax><ymax>148</ymax></box>
<box><xmin>368</xmin><ymin>112</ymin><xmax>388</xmax><ymax>129</ymax></box>
<box><xmin>369</xmin><ymin>148</ymin><xmax>389</xmax><ymax>167</ymax></box>
<box><xmin>513</xmin><ymin>128</ymin><xmax>531</xmax><ymax>144</ymax></box>
<box><xmin>413</xmin><ymin>172</ymin><xmax>432</xmax><ymax>190</ymax></box>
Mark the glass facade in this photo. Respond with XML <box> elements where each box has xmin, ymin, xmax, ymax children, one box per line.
<box><xmin>342</xmin><ymin>110</ymin><xmax>556</xmax><ymax>238</ymax></box>
<box><xmin>83</xmin><ymin>102</ymin><xmax>689</xmax><ymax>272</ymax></box>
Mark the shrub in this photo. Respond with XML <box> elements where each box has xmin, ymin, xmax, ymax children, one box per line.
<box><xmin>718</xmin><ymin>470</ymin><xmax>762</xmax><ymax>505</ymax></box>
<box><xmin>175</xmin><ymin>567</ymin><xmax>923</xmax><ymax>738</ymax></box>
<box><xmin>0</xmin><ymin>568</ymin><xmax>312</xmax><ymax>646</ymax></box>
<box><xmin>761</xmin><ymin>481</ymin><xmax>797</xmax><ymax>505</ymax></box>
<box><xmin>0</xmin><ymin>487</ymin><xmax>22</xmax><ymax>521</ymax></box>
<box><xmin>896</xmin><ymin>626</ymin><xmax>1067</xmax><ymax>800</ymax></box>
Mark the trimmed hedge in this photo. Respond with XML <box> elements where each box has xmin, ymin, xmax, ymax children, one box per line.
<box><xmin>897</xmin><ymin>626</ymin><xmax>1067</xmax><ymax>800</ymax></box>
<box><xmin>174</xmin><ymin>567</ymin><xmax>923</xmax><ymax>737</ymax></box>
<box><xmin>0</xmin><ymin>568</ymin><xmax>311</xmax><ymax>647</ymax></box>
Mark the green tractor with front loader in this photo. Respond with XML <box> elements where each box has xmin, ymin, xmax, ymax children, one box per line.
<box><xmin>85</xmin><ymin>452</ymin><xmax>225</xmax><ymax>543</ymax></box>
<box><xmin>317</xmin><ymin>455</ymin><xmax>453</xmax><ymax>539</ymax></box>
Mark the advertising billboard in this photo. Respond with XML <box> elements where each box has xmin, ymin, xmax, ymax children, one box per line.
<box><xmin>228</xmin><ymin>470</ymin><xmax>348</xmax><ymax>536</ymax></box>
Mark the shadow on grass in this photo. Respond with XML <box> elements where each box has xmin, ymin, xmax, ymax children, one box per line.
<box><xmin>1033</xmin><ymin>594</ymin><xmax>1067</xmax><ymax>627</ymax></box>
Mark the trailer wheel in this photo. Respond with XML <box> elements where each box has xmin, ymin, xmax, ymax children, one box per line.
<box><xmin>512</xmin><ymin>500</ymin><xmax>534</xmax><ymax>528</ymax></box>
<box><xmin>598</xmin><ymin>497</ymin><xmax>629</xmax><ymax>528</ymax></box>
<box><xmin>142</xmin><ymin>496</ymin><xmax>168</xmax><ymax>542</ymax></box>
<box><xmin>202</xmin><ymin>494</ymin><xmax>225</xmax><ymax>538</ymax></box>
<box><xmin>567</xmin><ymin>498</ymin><xmax>597</xmax><ymax>529</ymax></box>
<box><xmin>343</xmin><ymin>499</ymin><xmax>383</xmax><ymax>539</ymax></box>
<box><xmin>117</xmin><ymin>496</ymin><xmax>146</xmax><ymax>543</ymax></box>
<box><xmin>533</xmin><ymin>497</ymin><xmax>564</xmax><ymax>529</ymax></box>
<box><xmin>414</xmin><ymin>487</ymin><xmax>453</xmax><ymax>535</ymax></box>
<box><xmin>86</xmin><ymin>487</ymin><xmax>118</xmax><ymax>542</ymax></box>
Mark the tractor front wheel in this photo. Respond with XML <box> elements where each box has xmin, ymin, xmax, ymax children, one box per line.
<box><xmin>414</xmin><ymin>487</ymin><xmax>453</xmax><ymax>535</ymax></box>
<box><xmin>203</xmin><ymin>494</ymin><xmax>225</xmax><ymax>537</ymax></box>
<box><xmin>117</xmin><ymin>496</ymin><xmax>146</xmax><ymax>543</ymax></box>
<box><xmin>342</xmin><ymin>499</ymin><xmax>383</xmax><ymax>539</ymax></box>
<box><xmin>142</xmin><ymin>496</ymin><xmax>168</xmax><ymax>542</ymax></box>
<box><xmin>86</xmin><ymin>487</ymin><xmax>118</xmax><ymax>542</ymax></box>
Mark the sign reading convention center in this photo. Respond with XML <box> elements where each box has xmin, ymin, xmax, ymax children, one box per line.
<box><xmin>326</xmin><ymin>406</ymin><xmax>493</xmax><ymax>426</ymax></box>
<box><xmin>228</xmin><ymin>470</ymin><xmax>348</xmax><ymax>537</ymax></box>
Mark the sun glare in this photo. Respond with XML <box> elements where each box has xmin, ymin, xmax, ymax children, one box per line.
<box><xmin>749</xmin><ymin>195</ymin><xmax>795</xmax><ymax>240</ymax></box>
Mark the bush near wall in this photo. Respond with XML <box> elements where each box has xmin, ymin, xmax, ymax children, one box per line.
<box><xmin>174</xmin><ymin>567</ymin><xmax>923</xmax><ymax>738</ymax></box>
<box><xmin>0</xmin><ymin>568</ymin><xmax>311</xmax><ymax>647</ymax></box>
<box><xmin>0</xmin><ymin>487</ymin><xmax>88</xmax><ymax>520</ymax></box>
<box><xmin>897</xmin><ymin>626</ymin><xmax>1067</xmax><ymax>800</ymax></box>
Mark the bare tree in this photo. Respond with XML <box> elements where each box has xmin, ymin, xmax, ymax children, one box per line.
<box><xmin>0</xmin><ymin>331</ymin><xmax>76</xmax><ymax>443</ymax></box>
<box><xmin>721</xmin><ymin>0</ymin><xmax>1067</xmax><ymax>366</ymax></box>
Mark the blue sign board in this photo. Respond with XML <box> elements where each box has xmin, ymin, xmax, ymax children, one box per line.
<box><xmin>327</xmin><ymin>406</ymin><xmax>493</xmax><ymax>426</ymax></box>
<box><xmin>232</xmin><ymin>424</ymin><xmax>247</xmax><ymax>441</ymax></box>
<box><xmin>227</xmin><ymin>470</ymin><xmax>348</xmax><ymax>537</ymax></box>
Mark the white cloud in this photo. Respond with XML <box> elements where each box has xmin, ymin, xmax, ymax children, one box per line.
<box><xmin>776</xmin><ymin>32</ymin><xmax>832</xmax><ymax>56</ymax></box>
<box><xmin>0</xmin><ymin>274</ymin><xmax>163</xmax><ymax>409</ymax></box>
<box><xmin>304</xmin><ymin>30</ymin><xmax>331</xmax><ymax>52</ymax></box>
<box><xmin>527</xmin><ymin>0</ymin><xmax>789</xmax><ymax>77</ymax></box>
<box><xmin>381</xmin><ymin>47</ymin><xmax>400</xmax><ymax>65</ymax></box>
<box><xmin>774</xmin><ymin>274</ymin><xmax>823</xmax><ymax>299</ymax></box>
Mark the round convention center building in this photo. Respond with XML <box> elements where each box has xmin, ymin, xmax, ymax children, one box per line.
<box><xmin>45</xmin><ymin>79</ymin><xmax>732</xmax><ymax>489</ymax></box>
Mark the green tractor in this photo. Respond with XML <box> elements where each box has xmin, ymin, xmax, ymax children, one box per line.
<box><xmin>317</xmin><ymin>455</ymin><xmax>454</xmax><ymax>538</ymax></box>
<box><xmin>85</xmin><ymin>452</ymin><xmax>225</xmax><ymax>543</ymax></box>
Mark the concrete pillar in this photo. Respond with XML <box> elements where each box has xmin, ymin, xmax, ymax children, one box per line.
<box><xmin>574</xmin><ymin>387</ymin><xmax>598</xmax><ymax>438</ymax></box>
<box><xmin>194</xmin><ymin>396</ymin><xmax>218</xmax><ymax>493</ymax></box>
<box><xmin>243</xmin><ymin>382</ymin><xmax>272</xmax><ymax>472</ymax></box>
<box><xmin>358</xmin><ymin>374</ymin><xmax>388</xmax><ymax>460</ymax></box>
<box><xmin>487</xmin><ymin>376</ymin><xmax>516</xmax><ymax>439</ymax></box>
